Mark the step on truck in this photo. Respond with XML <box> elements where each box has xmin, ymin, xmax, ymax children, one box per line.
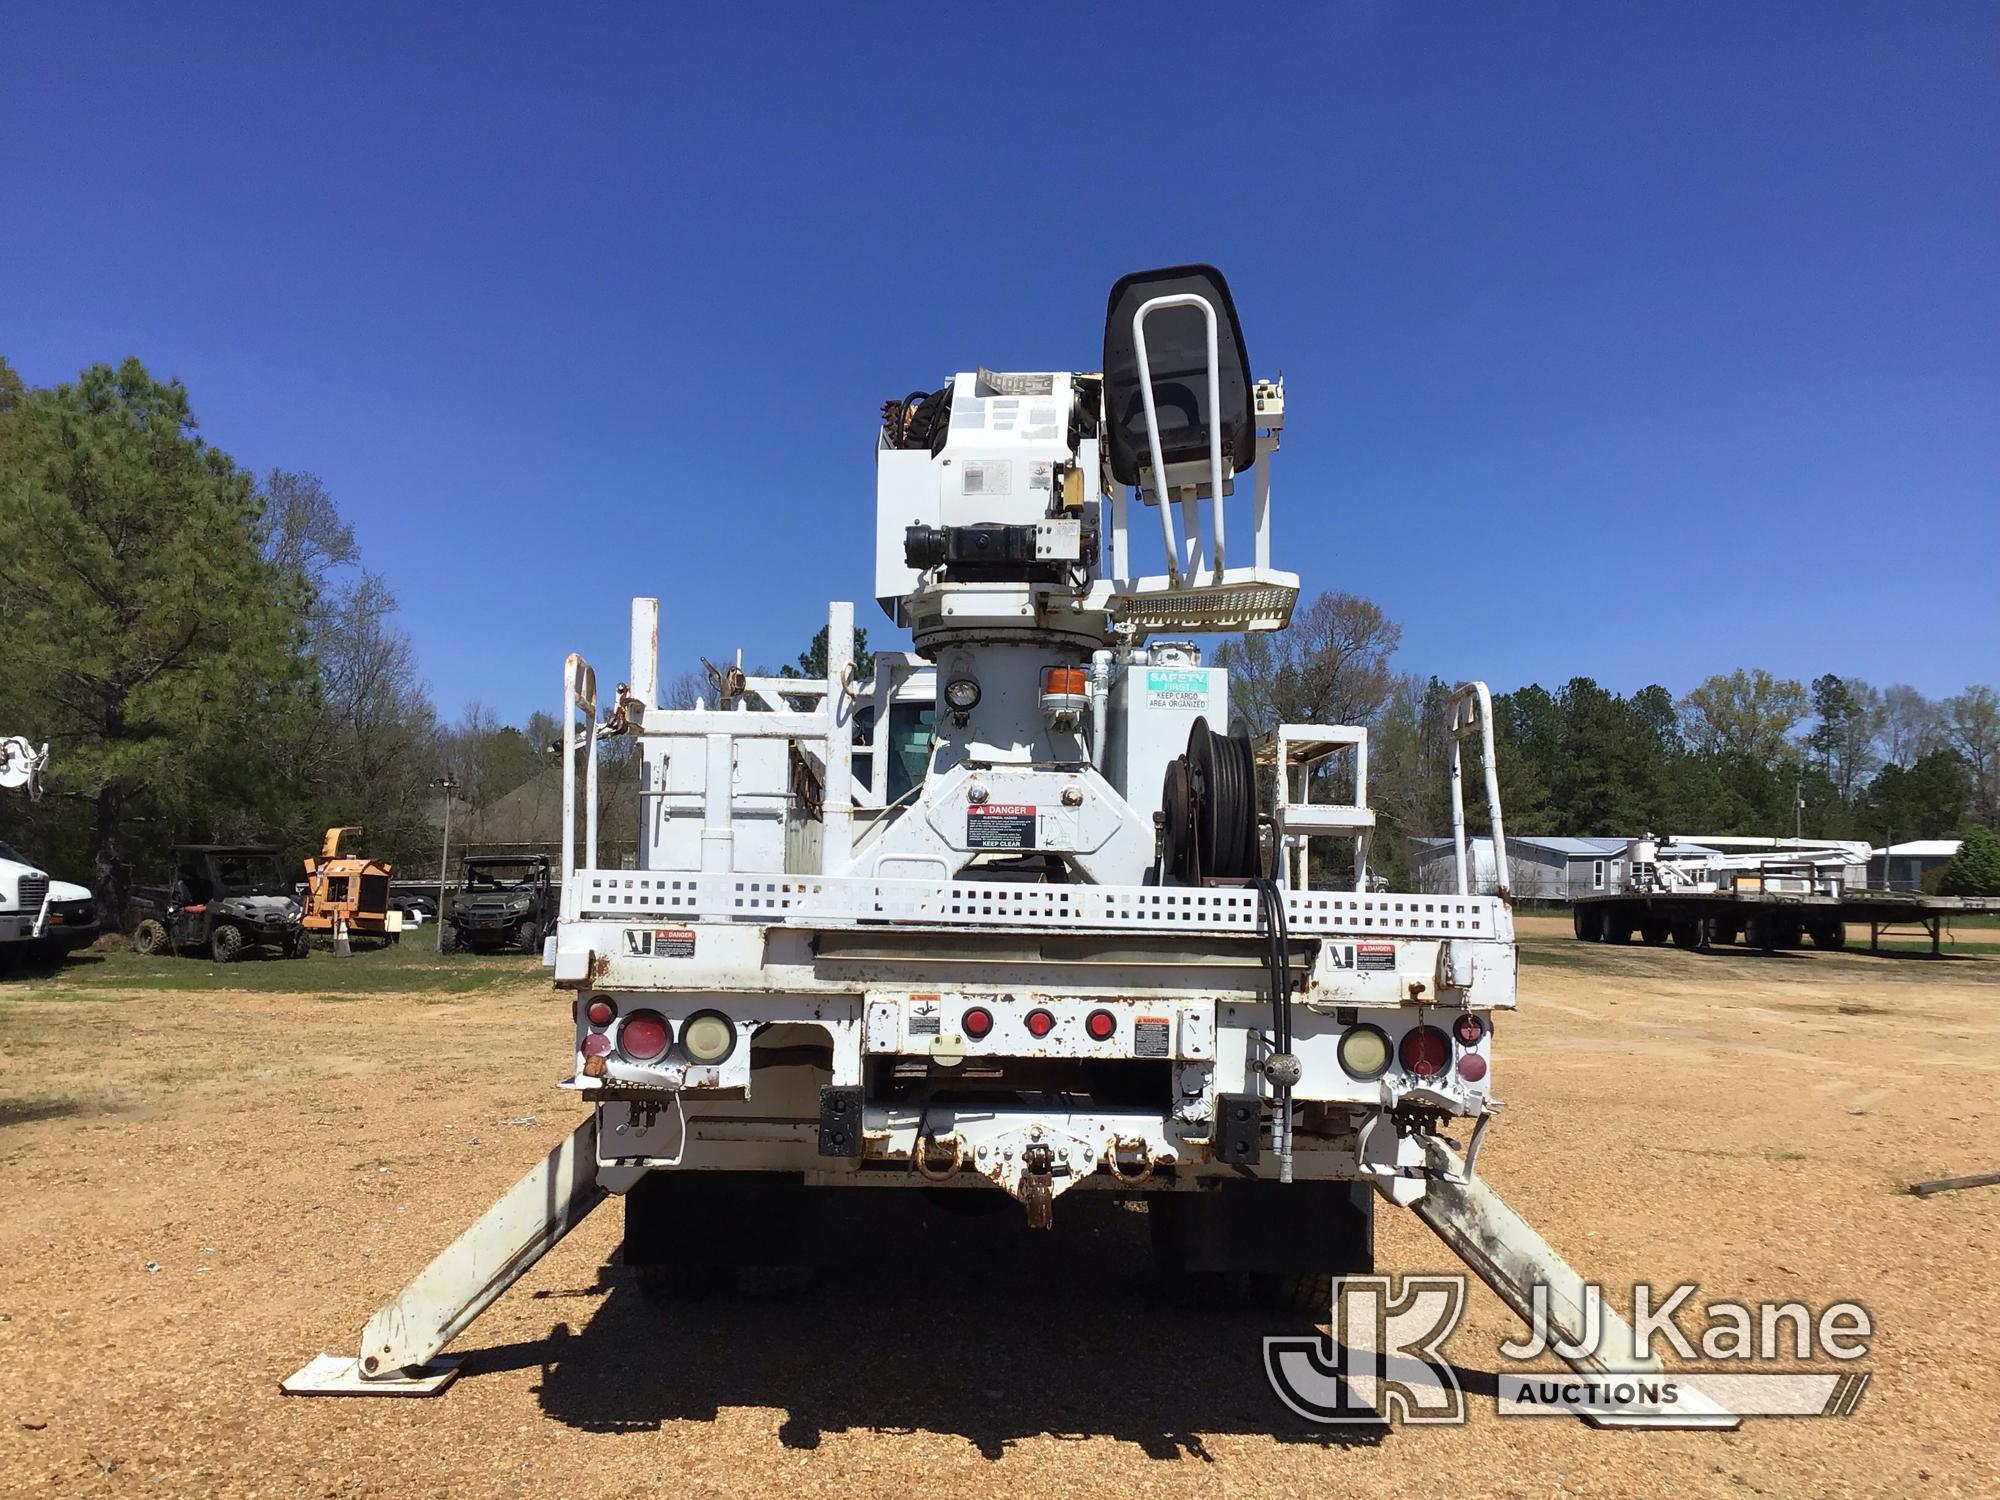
<box><xmin>287</xmin><ymin>266</ymin><xmax>1719</xmax><ymax>1424</ymax></box>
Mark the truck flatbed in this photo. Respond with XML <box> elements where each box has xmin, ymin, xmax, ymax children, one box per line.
<box><xmin>1572</xmin><ymin>888</ymin><xmax>2000</xmax><ymax>956</ymax></box>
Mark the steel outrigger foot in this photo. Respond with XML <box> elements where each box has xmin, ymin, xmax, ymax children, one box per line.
<box><xmin>282</xmin><ymin>1113</ymin><xmax>607</xmax><ymax>1396</ymax></box>
<box><xmin>1409</xmin><ymin>1136</ymin><xmax>1738</xmax><ymax>1430</ymax></box>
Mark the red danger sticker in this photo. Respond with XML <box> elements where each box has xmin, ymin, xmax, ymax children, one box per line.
<box><xmin>966</xmin><ymin>803</ymin><xmax>1036</xmax><ymax>849</ymax></box>
<box><xmin>1356</xmin><ymin>941</ymin><xmax>1395</xmax><ymax>972</ymax></box>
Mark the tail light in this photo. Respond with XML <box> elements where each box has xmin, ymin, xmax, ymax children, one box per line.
<box><xmin>618</xmin><ymin>1012</ymin><xmax>670</xmax><ymax>1061</ymax></box>
<box><xmin>961</xmin><ymin>1006</ymin><xmax>994</xmax><ymax>1040</ymax></box>
<box><xmin>1452</xmin><ymin>1012</ymin><xmax>1485</xmax><ymax>1046</ymax></box>
<box><xmin>680</xmin><ymin>1010</ymin><xmax>737</xmax><ymax>1064</ymax></box>
<box><xmin>1085</xmin><ymin>1008</ymin><xmax>1117</xmax><ymax>1041</ymax></box>
<box><xmin>1337</xmin><ymin>1024</ymin><xmax>1391</xmax><ymax>1079</ymax></box>
<box><xmin>586</xmin><ymin>998</ymin><xmax>616</xmax><ymax>1027</ymax></box>
<box><xmin>1399</xmin><ymin>1025</ymin><xmax>1450</xmax><ymax>1078</ymax></box>
<box><xmin>580</xmin><ymin>1032</ymin><xmax>612</xmax><ymax>1058</ymax></box>
<box><xmin>1024</xmin><ymin>1008</ymin><xmax>1056</xmax><ymax>1038</ymax></box>
<box><xmin>1457</xmin><ymin>1053</ymin><xmax>1488</xmax><ymax>1082</ymax></box>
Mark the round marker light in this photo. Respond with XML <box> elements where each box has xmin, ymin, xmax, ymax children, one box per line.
<box><xmin>944</xmin><ymin>678</ymin><xmax>981</xmax><ymax>711</ymax></box>
<box><xmin>1457</xmin><ymin>1053</ymin><xmax>1488</xmax><ymax>1083</ymax></box>
<box><xmin>1085</xmin><ymin>1008</ymin><xmax>1117</xmax><ymax>1041</ymax></box>
<box><xmin>1025</xmin><ymin>1008</ymin><xmax>1056</xmax><ymax>1038</ymax></box>
<box><xmin>618</xmin><ymin>1011</ymin><xmax>670</xmax><ymax>1061</ymax></box>
<box><xmin>580</xmin><ymin>1032</ymin><xmax>612</xmax><ymax>1058</ymax></box>
<box><xmin>586</xmin><ymin>998</ymin><xmax>616</xmax><ymax>1027</ymax></box>
<box><xmin>1399</xmin><ymin>1025</ymin><xmax>1450</xmax><ymax>1079</ymax></box>
<box><xmin>1337</xmin><ymin>1023</ymin><xmax>1392</xmax><ymax>1080</ymax></box>
<box><xmin>961</xmin><ymin>1006</ymin><xmax>993</xmax><ymax>1040</ymax></box>
<box><xmin>1452</xmin><ymin>1012</ymin><xmax>1485</xmax><ymax>1046</ymax></box>
<box><xmin>680</xmin><ymin>1010</ymin><xmax>737</xmax><ymax>1064</ymax></box>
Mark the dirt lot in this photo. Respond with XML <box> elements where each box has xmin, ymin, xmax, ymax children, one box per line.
<box><xmin>2</xmin><ymin>934</ymin><xmax>1997</xmax><ymax>1499</ymax></box>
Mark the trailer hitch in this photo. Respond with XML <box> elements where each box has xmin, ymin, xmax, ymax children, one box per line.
<box><xmin>1021</xmin><ymin>1144</ymin><xmax>1055</xmax><ymax>1229</ymax></box>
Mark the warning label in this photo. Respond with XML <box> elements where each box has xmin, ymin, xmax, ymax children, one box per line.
<box><xmin>908</xmin><ymin>996</ymin><xmax>942</xmax><ymax>1036</ymax></box>
<box><xmin>1355</xmin><ymin>942</ymin><xmax>1397</xmax><ymax>972</ymax></box>
<box><xmin>625</xmin><ymin>927</ymin><xmax>698</xmax><ymax>957</ymax></box>
<box><xmin>966</xmin><ymin>803</ymin><xmax>1036</xmax><ymax>849</ymax></box>
<box><xmin>1133</xmin><ymin>1017</ymin><xmax>1170</xmax><ymax>1058</ymax></box>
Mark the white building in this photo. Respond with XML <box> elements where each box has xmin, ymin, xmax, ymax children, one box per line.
<box><xmin>1868</xmin><ymin>839</ymin><xmax>1962</xmax><ymax>892</ymax></box>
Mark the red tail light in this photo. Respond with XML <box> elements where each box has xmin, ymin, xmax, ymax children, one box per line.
<box><xmin>1452</xmin><ymin>1012</ymin><xmax>1485</xmax><ymax>1046</ymax></box>
<box><xmin>961</xmin><ymin>1006</ymin><xmax>993</xmax><ymax>1040</ymax></box>
<box><xmin>1457</xmin><ymin>1053</ymin><xmax>1488</xmax><ymax>1082</ymax></box>
<box><xmin>1399</xmin><ymin>1025</ymin><xmax>1449</xmax><ymax>1078</ymax></box>
<box><xmin>619</xmin><ymin>1012</ymin><xmax>670</xmax><ymax>1061</ymax></box>
<box><xmin>586</xmin><ymin>998</ymin><xmax>616</xmax><ymax>1027</ymax></box>
<box><xmin>1025</xmin><ymin>1008</ymin><xmax>1056</xmax><ymax>1038</ymax></box>
<box><xmin>1085</xmin><ymin>1008</ymin><xmax>1117</xmax><ymax>1041</ymax></box>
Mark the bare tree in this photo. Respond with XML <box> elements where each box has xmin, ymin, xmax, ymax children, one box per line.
<box><xmin>1214</xmin><ymin>591</ymin><xmax>1402</xmax><ymax>732</ymax></box>
<box><xmin>1878</xmin><ymin>684</ymin><xmax>1942</xmax><ymax>769</ymax></box>
<box><xmin>1943</xmin><ymin>685</ymin><xmax>2000</xmax><ymax>828</ymax></box>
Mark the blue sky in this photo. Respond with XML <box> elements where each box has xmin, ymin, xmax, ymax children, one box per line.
<box><xmin>4</xmin><ymin>2</ymin><xmax>1995</xmax><ymax>727</ymax></box>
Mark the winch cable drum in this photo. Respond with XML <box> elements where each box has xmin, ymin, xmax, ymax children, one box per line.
<box><xmin>1159</xmin><ymin>716</ymin><xmax>1259</xmax><ymax>883</ymax></box>
<box><xmin>1157</xmin><ymin>716</ymin><xmax>1299</xmax><ymax>1178</ymax></box>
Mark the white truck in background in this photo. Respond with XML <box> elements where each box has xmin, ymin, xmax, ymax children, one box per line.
<box><xmin>0</xmin><ymin>736</ymin><xmax>99</xmax><ymax>965</ymax></box>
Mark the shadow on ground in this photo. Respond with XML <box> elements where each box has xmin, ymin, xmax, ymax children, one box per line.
<box><xmin>460</xmin><ymin>1195</ymin><xmax>1487</xmax><ymax>1458</ymax></box>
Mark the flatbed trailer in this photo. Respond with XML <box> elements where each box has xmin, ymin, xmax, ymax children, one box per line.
<box><xmin>1572</xmin><ymin>889</ymin><xmax>2000</xmax><ymax>957</ymax></box>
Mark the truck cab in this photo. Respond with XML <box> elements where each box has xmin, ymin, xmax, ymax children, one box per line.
<box><xmin>0</xmin><ymin>839</ymin><xmax>97</xmax><ymax>968</ymax></box>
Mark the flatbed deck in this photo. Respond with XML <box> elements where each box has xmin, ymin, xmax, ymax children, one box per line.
<box><xmin>1571</xmin><ymin>889</ymin><xmax>2000</xmax><ymax>956</ymax></box>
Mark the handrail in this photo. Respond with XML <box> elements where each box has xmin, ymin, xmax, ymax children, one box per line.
<box><xmin>1131</xmin><ymin>292</ymin><xmax>1226</xmax><ymax>586</ymax></box>
<box><xmin>559</xmin><ymin>653</ymin><xmax>598</xmax><ymax>924</ymax></box>
<box><xmin>1446</xmin><ymin>682</ymin><xmax>1509</xmax><ymax>897</ymax></box>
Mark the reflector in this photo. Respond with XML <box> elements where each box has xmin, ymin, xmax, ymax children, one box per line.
<box><xmin>1025</xmin><ymin>1008</ymin><xmax>1056</xmax><ymax>1038</ymax></box>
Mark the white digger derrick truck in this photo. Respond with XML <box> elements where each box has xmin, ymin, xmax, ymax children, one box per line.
<box><xmin>287</xmin><ymin>266</ymin><xmax>1717</xmax><ymax>1423</ymax></box>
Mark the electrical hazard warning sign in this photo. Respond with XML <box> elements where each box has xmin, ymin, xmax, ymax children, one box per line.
<box><xmin>966</xmin><ymin>803</ymin><xmax>1037</xmax><ymax>850</ymax></box>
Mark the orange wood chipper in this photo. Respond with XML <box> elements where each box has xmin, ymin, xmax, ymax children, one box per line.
<box><xmin>300</xmin><ymin>827</ymin><xmax>399</xmax><ymax>945</ymax></box>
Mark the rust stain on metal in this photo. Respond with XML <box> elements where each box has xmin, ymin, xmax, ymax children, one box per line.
<box><xmin>912</xmin><ymin>1131</ymin><xmax>963</xmax><ymax>1181</ymax></box>
<box><xmin>1105</xmin><ymin>1136</ymin><xmax>1158</xmax><ymax>1184</ymax></box>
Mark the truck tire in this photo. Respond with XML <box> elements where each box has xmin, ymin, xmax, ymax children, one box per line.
<box><xmin>1810</xmin><ymin>919</ymin><xmax>1846</xmax><ymax>951</ymax></box>
<box><xmin>1641</xmin><ymin>917</ymin><xmax>1671</xmax><ymax>946</ymax></box>
<box><xmin>1572</xmin><ymin>905</ymin><xmax>1599</xmax><ymax>941</ymax></box>
<box><xmin>516</xmin><ymin>918</ymin><xmax>541</xmax><ymax>956</ymax></box>
<box><xmin>624</xmin><ymin>1170</ymin><xmax>804</xmax><ymax>1302</ymax></box>
<box><xmin>1601</xmin><ymin>908</ymin><xmax>1632</xmax><ymax>944</ymax></box>
<box><xmin>209</xmin><ymin>924</ymin><xmax>244</xmax><ymax>963</ymax></box>
<box><xmin>133</xmin><ymin>918</ymin><xmax>167</xmax><ymax>957</ymax></box>
<box><xmin>1672</xmin><ymin>920</ymin><xmax>1704</xmax><ymax>951</ymax></box>
<box><xmin>1151</xmin><ymin>1180</ymin><xmax>1372</xmax><ymax>1315</ymax></box>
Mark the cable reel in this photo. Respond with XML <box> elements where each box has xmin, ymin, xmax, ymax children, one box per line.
<box><xmin>1159</xmin><ymin>715</ymin><xmax>1261</xmax><ymax>883</ymax></box>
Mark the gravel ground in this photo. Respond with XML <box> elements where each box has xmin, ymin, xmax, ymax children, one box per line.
<box><xmin>1</xmin><ymin>932</ymin><xmax>1996</xmax><ymax>1498</ymax></box>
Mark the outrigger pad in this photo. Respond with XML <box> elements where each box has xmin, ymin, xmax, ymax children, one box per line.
<box><xmin>280</xmin><ymin>1352</ymin><xmax>462</xmax><ymax>1397</ymax></box>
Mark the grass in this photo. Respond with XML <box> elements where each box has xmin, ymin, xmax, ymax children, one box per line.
<box><xmin>1</xmin><ymin>941</ymin><xmax>539</xmax><ymax>998</ymax></box>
